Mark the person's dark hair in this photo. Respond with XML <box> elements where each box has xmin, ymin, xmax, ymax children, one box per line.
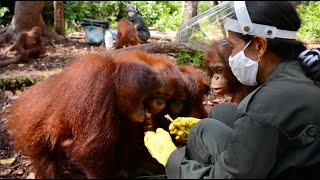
<box><xmin>135</xmin><ymin>6</ymin><xmax>140</xmax><ymax>15</ymax></box>
<box><xmin>234</xmin><ymin>1</ymin><xmax>307</xmax><ymax>61</ymax></box>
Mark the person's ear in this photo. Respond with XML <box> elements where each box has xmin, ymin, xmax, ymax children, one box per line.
<box><xmin>253</xmin><ymin>35</ymin><xmax>268</xmax><ymax>58</ymax></box>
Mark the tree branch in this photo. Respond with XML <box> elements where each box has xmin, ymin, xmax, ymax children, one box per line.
<box><xmin>114</xmin><ymin>42</ymin><xmax>209</xmax><ymax>54</ymax></box>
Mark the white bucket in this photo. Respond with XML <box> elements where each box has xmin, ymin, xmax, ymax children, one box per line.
<box><xmin>104</xmin><ymin>30</ymin><xmax>113</xmax><ymax>49</ymax></box>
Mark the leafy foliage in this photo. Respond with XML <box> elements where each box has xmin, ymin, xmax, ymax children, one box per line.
<box><xmin>198</xmin><ymin>1</ymin><xmax>211</xmax><ymax>14</ymax></box>
<box><xmin>0</xmin><ymin>7</ymin><xmax>10</xmax><ymax>28</ymax></box>
<box><xmin>176</xmin><ymin>51</ymin><xmax>204</xmax><ymax>69</ymax></box>
<box><xmin>0</xmin><ymin>76</ymin><xmax>48</xmax><ymax>92</ymax></box>
<box><xmin>43</xmin><ymin>1</ymin><xmax>54</xmax><ymax>28</ymax></box>
<box><xmin>132</xmin><ymin>1</ymin><xmax>183</xmax><ymax>31</ymax></box>
<box><xmin>40</xmin><ymin>1</ymin><xmax>183</xmax><ymax>33</ymax></box>
<box><xmin>296</xmin><ymin>1</ymin><xmax>320</xmax><ymax>42</ymax></box>
<box><xmin>0</xmin><ymin>7</ymin><xmax>9</xmax><ymax>17</ymax></box>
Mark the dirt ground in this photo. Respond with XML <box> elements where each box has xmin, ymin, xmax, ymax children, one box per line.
<box><xmin>0</xmin><ymin>30</ymin><xmax>221</xmax><ymax>179</ymax></box>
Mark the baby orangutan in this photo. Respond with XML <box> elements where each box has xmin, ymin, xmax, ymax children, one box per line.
<box><xmin>3</xmin><ymin>26</ymin><xmax>46</xmax><ymax>65</ymax></box>
<box><xmin>204</xmin><ymin>42</ymin><xmax>257</xmax><ymax>105</ymax></box>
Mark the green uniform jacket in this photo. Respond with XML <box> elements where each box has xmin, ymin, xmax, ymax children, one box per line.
<box><xmin>165</xmin><ymin>60</ymin><xmax>320</xmax><ymax>178</ymax></box>
<box><xmin>128</xmin><ymin>14</ymin><xmax>150</xmax><ymax>43</ymax></box>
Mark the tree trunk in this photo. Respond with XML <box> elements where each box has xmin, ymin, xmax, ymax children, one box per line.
<box><xmin>187</xmin><ymin>1</ymin><xmax>198</xmax><ymax>19</ymax></box>
<box><xmin>175</xmin><ymin>1</ymin><xmax>199</xmax><ymax>42</ymax></box>
<box><xmin>14</xmin><ymin>1</ymin><xmax>45</xmax><ymax>32</ymax></box>
<box><xmin>290</xmin><ymin>1</ymin><xmax>301</xmax><ymax>8</ymax></box>
<box><xmin>54</xmin><ymin>1</ymin><xmax>65</xmax><ymax>36</ymax></box>
<box><xmin>182</xmin><ymin>1</ymin><xmax>198</xmax><ymax>26</ymax></box>
<box><xmin>209</xmin><ymin>1</ymin><xmax>214</xmax><ymax>8</ymax></box>
<box><xmin>114</xmin><ymin>42</ymin><xmax>209</xmax><ymax>54</ymax></box>
<box><xmin>0</xmin><ymin>1</ymin><xmax>64</xmax><ymax>45</ymax></box>
<box><xmin>213</xmin><ymin>1</ymin><xmax>227</xmax><ymax>38</ymax></box>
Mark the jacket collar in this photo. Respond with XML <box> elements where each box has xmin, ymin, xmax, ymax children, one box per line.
<box><xmin>267</xmin><ymin>60</ymin><xmax>309</xmax><ymax>83</ymax></box>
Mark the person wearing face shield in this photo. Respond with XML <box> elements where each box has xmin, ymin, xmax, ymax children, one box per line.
<box><xmin>126</xmin><ymin>4</ymin><xmax>150</xmax><ymax>43</ymax></box>
<box><xmin>144</xmin><ymin>1</ymin><xmax>320</xmax><ymax>178</ymax></box>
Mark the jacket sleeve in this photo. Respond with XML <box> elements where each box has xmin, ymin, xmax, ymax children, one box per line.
<box><xmin>133</xmin><ymin>16</ymin><xmax>143</xmax><ymax>29</ymax></box>
<box><xmin>165</xmin><ymin>114</ymin><xmax>281</xmax><ymax>179</ymax></box>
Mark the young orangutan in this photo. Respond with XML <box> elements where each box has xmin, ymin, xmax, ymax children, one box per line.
<box><xmin>6</xmin><ymin>51</ymin><xmax>163</xmax><ymax>178</ymax></box>
<box><xmin>115</xmin><ymin>18</ymin><xmax>140</xmax><ymax>49</ymax></box>
<box><xmin>167</xmin><ymin>65</ymin><xmax>210</xmax><ymax>119</ymax></box>
<box><xmin>3</xmin><ymin>26</ymin><xmax>46</xmax><ymax>64</ymax></box>
<box><xmin>204</xmin><ymin>42</ymin><xmax>257</xmax><ymax>105</ymax></box>
<box><xmin>113</xmin><ymin>50</ymin><xmax>186</xmax><ymax>175</ymax></box>
<box><xmin>154</xmin><ymin>64</ymin><xmax>210</xmax><ymax>145</ymax></box>
<box><xmin>115</xmin><ymin>50</ymin><xmax>185</xmax><ymax>131</ymax></box>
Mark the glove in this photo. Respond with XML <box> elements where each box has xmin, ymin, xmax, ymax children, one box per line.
<box><xmin>299</xmin><ymin>48</ymin><xmax>320</xmax><ymax>81</ymax></box>
<box><xmin>299</xmin><ymin>48</ymin><xmax>320</xmax><ymax>67</ymax></box>
<box><xmin>168</xmin><ymin>117</ymin><xmax>201</xmax><ymax>142</ymax></box>
<box><xmin>144</xmin><ymin>128</ymin><xmax>177</xmax><ymax>166</ymax></box>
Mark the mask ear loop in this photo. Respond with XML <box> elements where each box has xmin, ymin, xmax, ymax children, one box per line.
<box><xmin>257</xmin><ymin>58</ymin><xmax>261</xmax><ymax>63</ymax></box>
<box><xmin>243</xmin><ymin>39</ymin><xmax>261</xmax><ymax>63</ymax></box>
<box><xmin>243</xmin><ymin>40</ymin><xmax>252</xmax><ymax>50</ymax></box>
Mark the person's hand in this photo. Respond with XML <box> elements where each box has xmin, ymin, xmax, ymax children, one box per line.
<box><xmin>144</xmin><ymin>128</ymin><xmax>177</xmax><ymax>166</ymax></box>
<box><xmin>299</xmin><ymin>48</ymin><xmax>320</xmax><ymax>67</ymax></box>
<box><xmin>299</xmin><ymin>48</ymin><xmax>320</xmax><ymax>81</ymax></box>
<box><xmin>168</xmin><ymin>117</ymin><xmax>201</xmax><ymax>142</ymax></box>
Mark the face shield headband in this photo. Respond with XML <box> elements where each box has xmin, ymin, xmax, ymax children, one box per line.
<box><xmin>224</xmin><ymin>1</ymin><xmax>297</xmax><ymax>39</ymax></box>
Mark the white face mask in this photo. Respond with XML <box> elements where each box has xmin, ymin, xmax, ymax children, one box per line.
<box><xmin>228</xmin><ymin>40</ymin><xmax>259</xmax><ymax>86</ymax></box>
<box><xmin>128</xmin><ymin>12</ymin><xmax>135</xmax><ymax>17</ymax></box>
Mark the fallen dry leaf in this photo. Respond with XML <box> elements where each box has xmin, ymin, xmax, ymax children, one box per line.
<box><xmin>0</xmin><ymin>157</ymin><xmax>16</xmax><ymax>165</ymax></box>
<box><xmin>26</xmin><ymin>172</ymin><xmax>35</xmax><ymax>179</ymax></box>
<box><xmin>12</xmin><ymin>169</ymin><xmax>24</xmax><ymax>175</ymax></box>
<box><xmin>0</xmin><ymin>169</ymin><xmax>12</xmax><ymax>176</ymax></box>
<box><xmin>24</xmin><ymin>160</ymin><xmax>32</xmax><ymax>167</ymax></box>
<box><xmin>3</xmin><ymin>91</ymin><xmax>14</xmax><ymax>99</ymax></box>
<box><xmin>15</xmin><ymin>90</ymin><xmax>22</xmax><ymax>96</ymax></box>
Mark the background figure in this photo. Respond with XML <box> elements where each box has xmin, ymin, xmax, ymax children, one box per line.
<box><xmin>127</xmin><ymin>4</ymin><xmax>151</xmax><ymax>43</ymax></box>
<box><xmin>105</xmin><ymin>4</ymin><xmax>150</xmax><ymax>43</ymax></box>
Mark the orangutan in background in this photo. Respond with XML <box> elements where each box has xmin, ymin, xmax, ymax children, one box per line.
<box><xmin>2</xmin><ymin>26</ymin><xmax>46</xmax><ymax>66</ymax></box>
<box><xmin>115</xmin><ymin>18</ymin><xmax>140</xmax><ymax>49</ymax></box>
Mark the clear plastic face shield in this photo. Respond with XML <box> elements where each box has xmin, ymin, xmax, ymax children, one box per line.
<box><xmin>175</xmin><ymin>1</ymin><xmax>297</xmax><ymax>45</ymax></box>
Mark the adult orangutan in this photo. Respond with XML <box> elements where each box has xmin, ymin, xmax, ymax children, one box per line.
<box><xmin>204</xmin><ymin>42</ymin><xmax>257</xmax><ymax>105</ymax></box>
<box><xmin>6</xmin><ymin>51</ymin><xmax>163</xmax><ymax>178</ymax></box>
<box><xmin>3</xmin><ymin>26</ymin><xmax>46</xmax><ymax>65</ymax></box>
<box><xmin>115</xmin><ymin>18</ymin><xmax>140</xmax><ymax>49</ymax></box>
